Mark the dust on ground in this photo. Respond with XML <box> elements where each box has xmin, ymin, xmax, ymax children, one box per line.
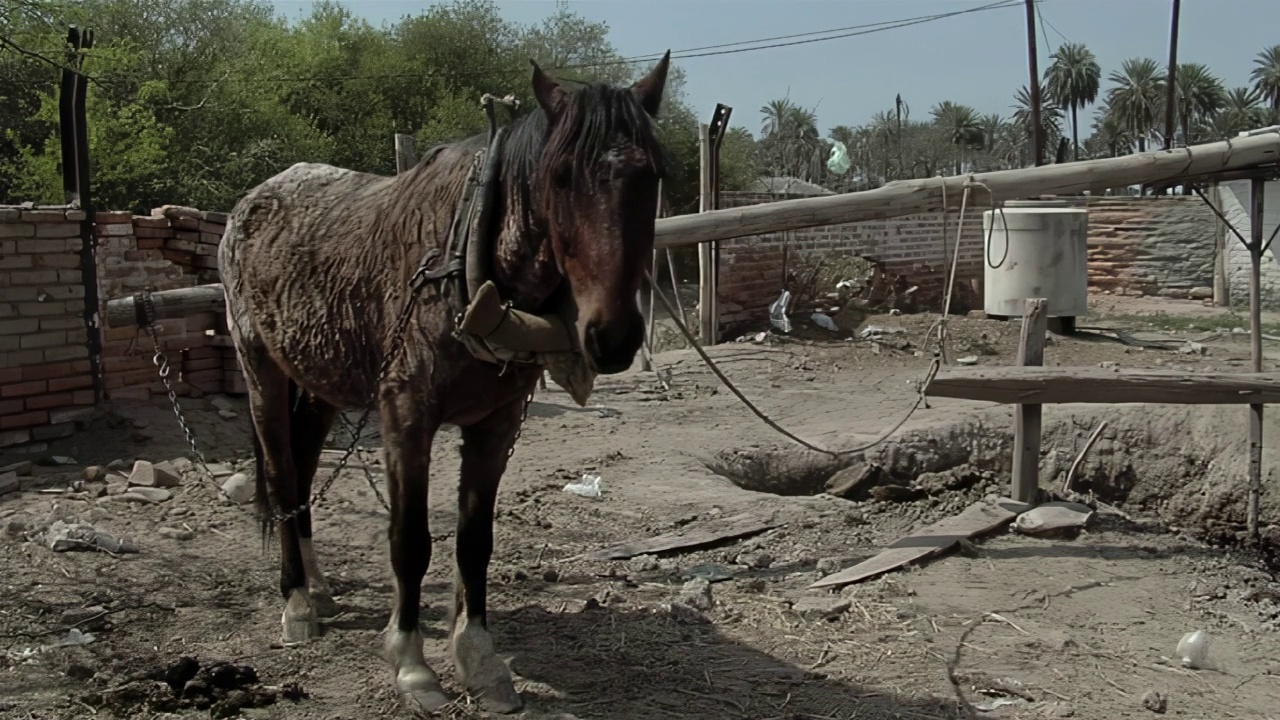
<box><xmin>3</xmin><ymin>294</ymin><xmax>1280</xmax><ymax>720</ymax></box>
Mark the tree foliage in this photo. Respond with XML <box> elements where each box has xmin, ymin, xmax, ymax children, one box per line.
<box><xmin>3</xmin><ymin>2</ymin><xmax>1279</xmax><ymax>212</ymax></box>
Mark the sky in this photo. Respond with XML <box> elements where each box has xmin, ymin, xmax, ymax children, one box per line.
<box><xmin>278</xmin><ymin>0</ymin><xmax>1280</xmax><ymax>137</ymax></box>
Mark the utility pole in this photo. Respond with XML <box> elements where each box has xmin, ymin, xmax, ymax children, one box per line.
<box><xmin>1024</xmin><ymin>0</ymin><xmax>1043</xmax><ymax>166</ymax></box>
<box><xmin>1163</xmin><ymin>0</ymin><xmax>1181</xmax><ymax>151</ymax></box>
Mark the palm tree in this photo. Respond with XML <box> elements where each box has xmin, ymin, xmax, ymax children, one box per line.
<box><xmin>758</xmin><ymin>97</ymin><xmax>821</xmax><ymax>180</ymax></box>
<box><xmin>1011</xmin><ymin>82</ymin><xmax>1063</xmax><ymax>164</ymax></box>
<box><xmin>1172</xmin><ymin>63</ymin><xmax>1225</xmax><ymax>146</ymax></box>
<box><xmin>1250</xmin><ymin>44</ymin><xmax>1280</xmax><ymax>111</ymax></box>
<box><xmin>1106</xmin><ymin>57</ymin><xmax>1165</xmax><ymax>151</ymax></box>
<box><xmin>930</xmin><ymin>101</ymin><xmax>983</xmax><ymax>174</ymax></box>
<box><xmin>1044</xmin><ymin>42</ymin><xmax>1101</xmax><ymax>161</ymax></box>
<box><xmin>1202</xmin><ymin>86</ymin><xmax>1269</xmax><ymax>138</ymax></box>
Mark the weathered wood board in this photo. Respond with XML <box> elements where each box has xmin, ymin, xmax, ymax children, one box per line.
<box><xmin>810</xmin><ymin>497</ymin><xmax>1029</xmax><ymax>589</ymax></box>
<box><xmin>578</xmin><ymin>513</ymin><xmax>777</xmax><ymax>562</ymax></box>
<box><xmin>926</xmin><ymin>366</ymin><xmax>1280</xmax><ymax>405</ymax></box>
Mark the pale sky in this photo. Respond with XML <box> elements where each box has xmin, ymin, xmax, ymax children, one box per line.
<box><xmin>279</xmin><ymin>0</ymin><xmax>1279</xmax><ymax>136</ymax></box>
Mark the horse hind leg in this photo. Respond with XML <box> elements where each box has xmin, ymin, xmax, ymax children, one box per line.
<box><xmin>450</xmin><ymin>397</ymin><xmax>527</xmax><ymax>713</ymax></box>
<box><xmin>288</xmin><ymin>384</ymin><xmax>341</xmax><ymax>618</ymax></box>
<box><xmin>243</xmin><ymin>347</ymin><xmax>320</xmax><ymax>645</ymax></box>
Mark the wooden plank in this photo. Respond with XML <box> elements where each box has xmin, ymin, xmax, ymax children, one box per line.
<box><xmin>577</xmin><ymin>513</ymin><xmax>777</xmax><ymax>562</ymax></box>
<box><xmin>105</xmin><ymin>284</ymin><xmax>226</xmax><ymax>328</ymax></box>
<box><xmin>653</xmin><ymin>130</ymin><xmax>1280</xmax><ymax>249</ymax></box>
<box><xmin>926</xmin><ymin>366</ymin><xmax>1280</xmax><ymax>405</ymax></box>
<box><xmin>395</xmin><ymin>133</ymin><xmax>417</xmax><ymax>174</ymax></box>
<box><xmin>1012</xmin><ymin>298</ymin><xmax>1047</xmax><ymax>503</ymax></box>
<box><xmin>810</xmin><ymin>497</ymin><xmax>1029</xmax><ymax>589</ymax></box>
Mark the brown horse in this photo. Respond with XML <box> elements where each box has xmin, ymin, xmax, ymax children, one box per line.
<box><xmin>217</xmin><ymin>54</ymin><xmax>669</xmax><ymax>714</ymax></box>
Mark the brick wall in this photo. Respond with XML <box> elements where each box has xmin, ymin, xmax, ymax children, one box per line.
<box><xmin>714</xmin><ymin>192</ymin><xmax>1223</xmax><ymax>331</ymax></box>
<box><xmin>1220</xmin><ymin>179</ymin><xmax>1280</xmax><ymax>308</ymax></box>
<box><xmin>1084</xmin><ymin>195</ymin><xmax>1217</xmax><ymax>298</ymax></box>
<box><xmin>715</xmin><ymin>191</ymin><xmax>987</xmax><ymax>330</ymax></box>
<box><xmin>0</xmin><ymin>207</ymin><xmax>95</xmax><ymax>449</ymax></box>
<box><xmin>2</xmin><ymin>204</ymin><xmax>244</xmax><ymax>455</ymax></box>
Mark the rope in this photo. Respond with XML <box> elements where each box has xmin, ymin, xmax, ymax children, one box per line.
<box><xmin>644</xmin><ymin>271</ymin><xmax>940</xmax><ymax>458</ymax></box>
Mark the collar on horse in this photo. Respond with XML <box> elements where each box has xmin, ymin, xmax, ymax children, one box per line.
<box><xmin>410</xmin><ymin>94</ymin><xmax>596</xmax><ymax>405</ymax></box>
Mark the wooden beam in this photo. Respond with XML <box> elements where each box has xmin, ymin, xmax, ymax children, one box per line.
<box><xmin>105</xmin><ymin>284</ymin><xmax>226</xmax><ymax>328</ymax></box>
<box><xmin>1011</xmin><ymin>298</ymin><xmax>1047</xmax><ymax>504</ymax></box>
<box><xmin>653</xmin><ymin>130</ymin><xmax>1280</xmax><ymax>249</ymax></box>
<box><xmin>927</xmin><ymin>366</ymin><xmax>1280</xmax><ymax>405</ymax></box>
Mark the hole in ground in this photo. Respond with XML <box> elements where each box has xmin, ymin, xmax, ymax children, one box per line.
<box><xmin>703</xmin><ymin>446</ymin><xmax>855</xmax><ymax>496</ymax></box>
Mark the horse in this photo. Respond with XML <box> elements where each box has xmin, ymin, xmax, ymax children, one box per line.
<box><xmin>216</xmin><ymin>53</ymin><xmax>670</xmax><ymax>714</ymax></box>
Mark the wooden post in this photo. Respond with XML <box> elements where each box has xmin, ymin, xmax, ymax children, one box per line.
<box><xmin>697</xmin><ymin>123</ymin><xmax>718</xmax><ymax>345</ymax></box>
<box><xmin>640</xmin><ymin>180</ymin><xmax>663</xmax><ymax>372</ymax></box>
<box><xmin>395</xmin><ymin>133</ymin><xmax>417</xmax><ymax>174</ymax></box>
<box><xmin>1011</xmin><ymin>298</ymin><xmax>1048</xmax><ymax>503</ymax></box>
<box><xmin>1247</xmin><ymin>178</ymin><xmax>1265</xmax><ymax>541</ymax></box>
<box><xmin>1024</xmin><ymin>0</ymin><xmax>1043</xmax><ymax>167</ymax></box>
<box><xmin>1212</xmin><ymin>182</ymin><xmax>1229</xmax><ymax>306</ymax></box>
<box><xmin>1163</xmin><ymin>0</ymin><xmax>1181</xmax><ymax>152</ymax></box>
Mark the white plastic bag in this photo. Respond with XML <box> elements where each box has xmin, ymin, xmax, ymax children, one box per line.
<box><xmin>563</xmin><ymin>474</ymin><xmax>601</xmax><ymax>498</ymax></box>
<box><xmin>769</xmin><ymin>290</ymin><xmax>792</xmax><ymax>333</ymax></box>
<box><xmin>826</xmin><ymin>140</ymin><xmax>851</xmax><ymax>175</ymax></box>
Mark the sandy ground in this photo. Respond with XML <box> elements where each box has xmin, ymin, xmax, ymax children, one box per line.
<box><xmin>2</xmin><ymin>294</ymin><xmax>1280</xmax><ymax>720</ymax></box>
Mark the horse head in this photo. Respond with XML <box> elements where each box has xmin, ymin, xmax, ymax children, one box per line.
<box><xmin>528</xmin><ymin>52</ymin><xmax>669</xmax><ymax>375</ymax></box>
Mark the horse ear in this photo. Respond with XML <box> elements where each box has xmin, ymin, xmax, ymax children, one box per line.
<box><xmin>530</xmin><ymin>59</ymin><xmax>567</xmax><ymax>116</ymax></box>
<box><xmin>631</xmin><ymin>51</ymin><xmax>670</xmax><ymax>118</ymax></box>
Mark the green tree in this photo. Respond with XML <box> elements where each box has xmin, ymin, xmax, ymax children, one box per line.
<box><xmin>1105</xmin><ymin>57</ymin><xmax>1165</xmax><ymax>152</ymax></box>
<box><xmin>1011</xmin><ymin>82</ymin><xmax>1063</xmax><ymax>164</ymax></box>
<box><xmin>1172</xmin><ymin>63</ymin><xmax>1225</xmax><ymax>145</ymax></box>
<box><xmin>929</xmin><ymin>100</ymin><xmax>982</xmax><ymax>174</ymax></box>
<box><xmin>1044</xmin><ymin>42</ymin><xmax>1100</xmax><ymax>161</ymax></box>
<box><xmin>1250</xmin><ymin>44</ymin><xmax>1280</xmax><ymax>112</ymax></box>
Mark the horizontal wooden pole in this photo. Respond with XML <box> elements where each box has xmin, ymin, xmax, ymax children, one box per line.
<box><xmin>105</xmin><ymin>283</ymin><xmax>226</xmax><ymax>328</ymax></box>
<box><xmin>927</xmin><ymin>366</ymin><xmax>1280</xmax><ymax>405</ymax></box>
<box><xmin>654</xmin><ymin>130</ymin><xmax>1280</xmax><ymax>248</ymax></box>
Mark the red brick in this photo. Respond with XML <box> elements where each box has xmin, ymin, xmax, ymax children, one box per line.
<box><xmin>72</xmin><ymin>389</ymin><xmax>94</xmax><ymax>405</ymax></box>
<box><xmin>95</xmin><ymin>211</ymin><xmax>133</xmax><ymax>224</ymax></box>
<box><xmin>0</xmin><ymin>368</ymin><xmax>21</xmax><ymax>384</ymax></box>
<box><xmin>25</xmin><ymin>392</ymin><xmax>75</xmax><ymax>410</ymax></box>
<box><xmin>162</xmin><ymin>249</ymin><xmax>195</xmax><ymax>265</ymax></box>
<box><xmin>21</xmin><ymin>361</ymin><xmax>75</xmax><ymax>381</ymax></box>
<box><xmin>136</xmin><ymin>237</ymin><xmax>165</xmax><ymax>250</ymax></box>
<box><xmin>182</xmin><ymin>356</ymin><xmax>223</xmax><ymax>372</ymax></box>
<box><xmin>0</xmin><ymin>409</ymin><xmax>48</xmax><ymax>429</ymax></box>
<box><xmin>1</xmin><ymin>380</ymin><xmax>47</xmax><ymax>397</ymax></box>
<box><xmin>132</xmin><ymin>216</ymin><xmax>170</xmax><ymax>229</ymax></box>
<box><xmin>32</xmin><ymin>254</ymin><xmax>80</xmax><ymax>269</ymax></box>
<box><xmin>48</xmin><ymin>375</ymin><xmax>91</xmax><ymax>392</ymax></box>
<box><xmin>0</xmin><ymin>398</ymin><xmax>23</xmax><ymax>415</ymax></box>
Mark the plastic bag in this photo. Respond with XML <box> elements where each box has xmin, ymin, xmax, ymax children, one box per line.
<box><xmin>826</xmin><ymin>140</ymin><xmax>851</xmax><ymax>175</ymax></box>
<box><xmin>769</xmin><ymin>290</ymin><xmax>792</xmax><ymax>333</ymax></box>
<box><xmin>563</xmin><ymin>474</ymin><xmax>601</xmax><ymax>498</ymax></box>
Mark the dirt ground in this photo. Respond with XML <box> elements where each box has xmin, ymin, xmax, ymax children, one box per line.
<box><xmin>3</xmin><ymin>293</ymin><xmax>1280</xmax><ymax>720</ymax></box>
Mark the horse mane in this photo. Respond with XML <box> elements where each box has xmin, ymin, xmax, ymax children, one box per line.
<box><xmin>498</xmin><ymin>80</ymin><xmax>666</xmax><ymax>227</ymax></box>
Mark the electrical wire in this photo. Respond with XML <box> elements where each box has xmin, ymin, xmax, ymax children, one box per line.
<box><xmin>1</xmin><ymin>0</ymin><xmax>1022</xmax><ymax>86</ymax></box>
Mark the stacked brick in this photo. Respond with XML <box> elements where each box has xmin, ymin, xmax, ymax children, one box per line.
<box><xmin>0</xmin><ymin>206</ymin><xmax>96</xmax><ymax>450</ymax></box>
<box><xmin>94</xmin><ymin>206</ymin><xmax>244</xmax><ymax>401</ymax></box>
<box><xmin>1083</xmin><ymin>196</ymin><xmax>1216</xmax><ymax>297</ymax></box>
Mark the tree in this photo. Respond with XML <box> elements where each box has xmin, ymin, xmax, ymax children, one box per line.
<box><xmin>930</xmin><ymin>101</ymin><xmax>983</xmax><ymax>174</ymax></box>
<box><xmin>1172</xmin><ymin>63</ymin><xmax>1225</xmax><ymax>145</ymax></box>
<box><xmin>1044</xmin><ymin>42</ymin><xmax>1100</xmax><ymax>161</ymax></box>
<box><xmin>1105</xmin><ymin>57</ymin><xmax>1165</xmax><ymax>152</ymax></box>
<box><xmin>1250</xmin><ymin>44</ymin><xmax>1280</xmax><ymax>112</ymax></box>
<box><xmin>757</xmin><ymin>97</ymin><xmax>821</xmax><ymax>181</ymax></box>
<box><xmin>1011</xmin><ymin>82</ymin><xmax>1063</xmax><ymax>164</ymax></box>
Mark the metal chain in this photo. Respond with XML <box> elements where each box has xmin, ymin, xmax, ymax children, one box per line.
<box><xmin>144</xmin><ymin>325</ymin><xmax>251</xmax><ymax>510</ymax></box>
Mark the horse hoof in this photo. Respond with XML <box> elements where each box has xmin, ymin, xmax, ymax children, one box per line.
<box><xmin>281</xmin><ymin>590</ymin><xmax>320</xmax><ymax>644</ymax></box>
<box><xmin>472</xmin><ymin>678</ymin><xmax>523</xmax><ymax>714</ymax></box>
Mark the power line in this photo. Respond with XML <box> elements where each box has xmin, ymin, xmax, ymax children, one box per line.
<box><xmin>1</xmin><ymin>0</ymin><xmax>1021</xmax><ymax>86</ymax></box>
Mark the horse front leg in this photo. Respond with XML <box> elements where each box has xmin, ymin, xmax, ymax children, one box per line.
<box><xmin>379</xmin><ymin>393</ymin><xmax>450</xmax><ymax>713</ymax></box>
<box><xmin>451</xmin><ymin>395</ymin><xmax>528</xmax><ymax>713</ymax></box>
